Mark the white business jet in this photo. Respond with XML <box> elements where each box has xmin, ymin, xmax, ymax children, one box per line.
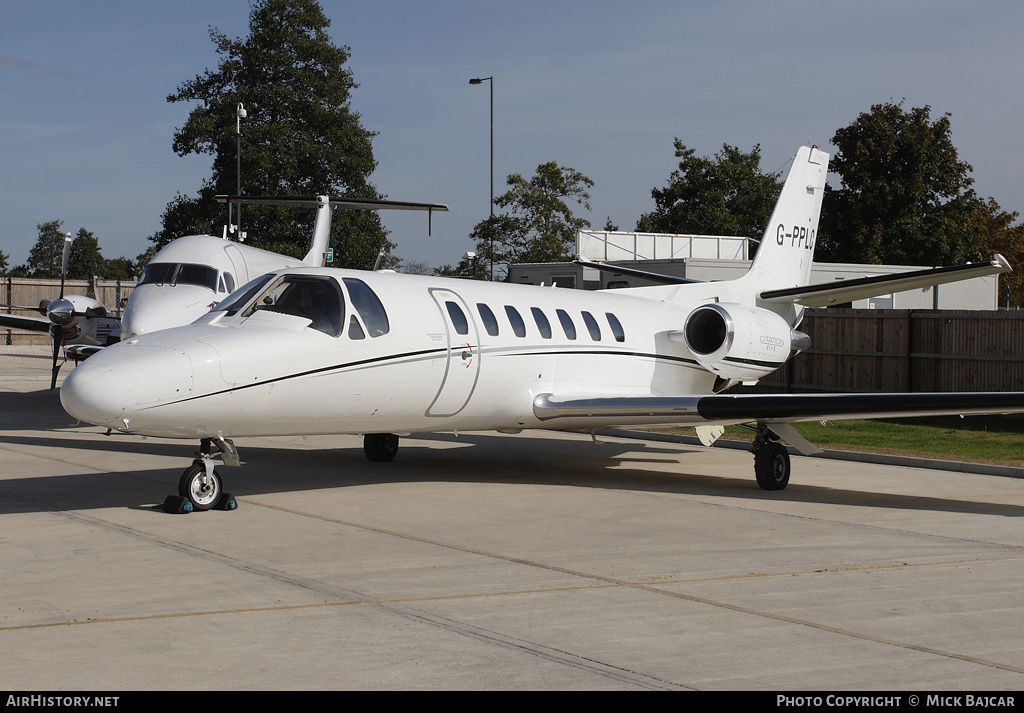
<box><xmin>120</xmin><ymin>196</ymin><xmax>446</xmax><ymax>339</ymax></box>
<box><xmin>61</xmin><ymin>146</ymin><xmax>1024</xmax><ymax>510</ymax></box>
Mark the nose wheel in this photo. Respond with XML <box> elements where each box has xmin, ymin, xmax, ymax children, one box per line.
<box><xmin>179</xmin><ymin>462</ymin><xmax>224</xmax><ymax>511</ymax></box>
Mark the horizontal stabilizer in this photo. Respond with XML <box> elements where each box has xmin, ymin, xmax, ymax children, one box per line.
<box><xmin>573</xmin><ymin>257</ymin><xmax>700</xmax><ymax>286</ymax></box>
<box><xmin>760</xmin><ymin>255</ymin><xmax>1010</xmax><ymax>307</ymax></box>
<box><xmin>215</xmin><ymin>195</ymin><xmax>448</xmax><ymax>212</ymax></box>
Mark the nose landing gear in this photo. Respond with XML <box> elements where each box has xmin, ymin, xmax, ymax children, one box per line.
<box><xmin>164</xmin><ymin>437</ymin><xmax>240</xmax><ymax>513</ymax></box>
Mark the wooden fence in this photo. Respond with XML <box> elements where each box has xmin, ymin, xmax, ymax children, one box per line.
<box><xmin>2</xmin><ymin>276</ymin><xmax>136</xmax><ymax>346</ymax></box>
<box><xmin>758</xmin><ymin>309</ymin><xmax>1024</xmax><ymax>393</ymax></box>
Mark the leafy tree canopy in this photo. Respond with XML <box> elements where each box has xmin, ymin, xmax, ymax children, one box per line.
<box><xmin>470</xmin><ymin>162</ymin><xmax>594</xmax><ymax>277</ymax></box>
<box><xmin>67</xmin><ymin>229</ymin><xmax>105</xmax><ymax>280</ymax></box>
<box><xmin>817</xmin><ymin>101</ymin><xmax>980</xmax><ymax>265</ymax></box>
<box><xmin>637</xmin><ymin>142</ymin><xmax>782</xmax><ymax>253</ymax></box>
<box><xmin>154</xmin><ymin>0</ymin><xmax>388</xmax><ymax>269</ymax></box>
<box><xmin>969</xmin><ymin>197</ymin><xmax>1024</xmax><ymax>307</ymax></box>
<box><xmin>25</xmin><ymin>220</ymin><xmax>68</xmax><ymax>278</ymax></box>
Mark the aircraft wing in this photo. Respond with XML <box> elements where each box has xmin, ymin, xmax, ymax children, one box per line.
<box><xmin>759</xmin><ymin>255</ymin><xmax>1010</xmax><ymax>308</ymax></box>
<box><xmin>0</xmin><ymin>313</ymin><xmax>50</xmax><ymax>333</ymax></box>
<box><xmin>533</xmin><ymin>391</ymin><xmax>1024</xmax><ymax>453</ymax></box>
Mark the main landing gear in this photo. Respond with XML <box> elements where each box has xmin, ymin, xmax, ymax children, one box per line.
<box><xmin>751</xmin><ymin>425</ymin><xmax>791</xmax><ymax>491</ymax></box>
<box><xmin>363</xmin><ymin>433</ymin><xmax>399</xmax><ymax>462</ymax></box>
<box><xmin>164</xmin><ymin>437</ymin><xmax>239</xmax><ymax>513</ymax></box>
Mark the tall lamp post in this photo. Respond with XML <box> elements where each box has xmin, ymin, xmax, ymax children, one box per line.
<box><xmin>236</xmin><ymin>102</ymin><xmax>247</xmax><ymax>240</ymax></box>
<box><xmin>469</xmin><ymin>77</ymin><xmax>493</xmax><ymax>280</ymax></box>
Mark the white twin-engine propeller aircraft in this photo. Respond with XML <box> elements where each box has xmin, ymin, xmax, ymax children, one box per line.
<box><xmin>1</xmin><ymin>233</ymin><xmax>121</xmax><ymax>388</ymax></box>
<box><xmin>61</xmin><ymin>146</ymin><xmax>1024</xmax><ymax>510</ymax></box>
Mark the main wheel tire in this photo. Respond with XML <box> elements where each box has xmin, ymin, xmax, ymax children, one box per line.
<box><xmin>754</xmin><ymin>441</ymin><xmax>790</xmax><ymax>491</ymax></box>
<box><xmin>363</xmin><ymin>433</ymin><xmax>399</xmax><ymax>462</ymax></box>
<box><xmin>178</xmin><ymin>462</ymin><xmax>223</xmax><ymax>511</ymax></box>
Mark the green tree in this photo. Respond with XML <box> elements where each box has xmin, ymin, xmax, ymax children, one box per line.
<box><xmin>67</xmin><ymin>228</ymin><xmax>105</xmax><ymax>280</ymax></box>
<box><xmin>969</xmin><ymin>197</ymin><xmax>1024</xmax><ymax>307</ymax></box>
<box><xmin>470</xmin><ymin>162</ymin><xmax>593</xmax><ymax>276</ymax></box>
<box><xmin>636</xmin><ymin>142</ymin><xmax>782</xmax><ymax>252</ymax></box>
<box><xmin>0</xmin><ymin>250</ymin><xmax>8</xmax><ymax>276</ymax></box>
<box><xmin>104</xmin><ymin>256</ymin><xmax>138</xmax><ymax>281</ymax></box>
<box><xmin>817</xmin><ymin>101</ymin><xmax>980</xmax><ymax>265</ymax></box>
<box><xmin>25</xmin><ymin>220</ymin><xmax>67</xmax><ymax>278</ymax></box>
<box><xmin>155</xmin><ymin>0</ymin><xmax>388</xmax><ymax>269</ymax></box>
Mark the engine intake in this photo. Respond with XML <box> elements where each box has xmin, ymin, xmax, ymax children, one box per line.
<box><xmin>680</xmin><ymin>303</ymin><xmax>808</xmax><ymax>381</ymax></box>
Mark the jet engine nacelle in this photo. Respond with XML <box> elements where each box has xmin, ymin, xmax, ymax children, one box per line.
<box><xmin>678</xmin><ymin>303</ymin><xmax>809</xmax><ymax>381</ymax></box>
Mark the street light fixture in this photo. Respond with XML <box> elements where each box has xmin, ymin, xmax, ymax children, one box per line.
<box><xmin>236</xmin><ymin>102</ymin><xmax>247</xmax><ymax>240</ymax></box>
<box><xmin>469</xmin><ymin>77</ymin><xmax>493</xmax><ymax>280</ymax></box>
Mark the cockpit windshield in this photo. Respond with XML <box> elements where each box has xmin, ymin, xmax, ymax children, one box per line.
<box><xmin>243</xmin><ymin>274</ymin><xmax>345</xmax><ymax>337</ymax></box>
<box><xmin>139</xmin><ymin>262</ymin><xmax>220</xmax><ymax>292</ymax></box>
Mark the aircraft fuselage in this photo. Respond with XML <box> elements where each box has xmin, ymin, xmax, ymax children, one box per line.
<box><xmin>61</xmin><ymin>268</ymin><xmax>753</xmax><ymax>439</ymax></box>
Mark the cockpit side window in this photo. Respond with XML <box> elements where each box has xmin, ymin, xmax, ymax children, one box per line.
<box><xmin>245</xmin><ymin>275</ymin><xmax>345</xmax><ymax>337</ymax></box>
<box><xmin>213</xmin><ymin>273</ymin><xmax>275</xmax><ymax>315</ymax></box>
<box><xmin>342</xmin><ymin>278</ymin><xmax>390</xmax><ymax>337</ymax></box>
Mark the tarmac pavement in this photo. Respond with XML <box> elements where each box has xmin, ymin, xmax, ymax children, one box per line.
<box><xmin>2</xmin><ymin>374</ymin><xmax>1024</xmax><ymax>691</ymax></box>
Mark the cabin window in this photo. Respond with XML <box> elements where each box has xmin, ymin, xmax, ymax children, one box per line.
<box><xmin>446</xmin><ymin>301</ymin><xmax>469</xmax><ymax>335</ymax></box>
<box><xmin>477</xmin><ymin>303</ymin><xmax>499</xmax><ymax>336</ymax></box>
<box><xmin>214</xmin><ymin>273</ymin><xmax>275</xmax><ymax>315</ymax></box>
<box><xmin>581</xmin><ymin>311</ymin><xmax>601</xmax><ymax>341</ymax></box>
<box><xmin>245</xmin><ymin>274</ymin><xmax>345</xmax><ymax>337</ymax></box>
<box><xmin>556</xmin><ymin>309</ymin><xmax>576</xmax><ymax>340</ymax></box>
<box><xmin>343</xmin><ymin>278</ymin><xmax>389</xmax><ymax>337</ymax></box>
<box><xmin>606</xmin><ymin>313</ymin><xmax>625</xmax><ymax>342</ymax></box>
<box><xmin>505</xmin><ymin>306</ymin><xmax>526</xmax><ymax>338</ymax></box>
<box><xmin>531</xmin><ymin>307</ymin><xmax>552</xmax><ymax>339</ymax></box>
<box><xmin>348</xmin><ymin>315</ymin><xmax>365</xmax><ymax>340</ymax></box>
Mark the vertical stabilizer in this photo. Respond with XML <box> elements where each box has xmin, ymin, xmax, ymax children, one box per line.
<box><xmin>302</xmin><ymin>195</ymin><xmax>332</xmax><ymax>266</ymax></box>
<box><xmin>742</xmin><ymin>146</ymin><xmax>829</xmax><ymax>294</ymax></box>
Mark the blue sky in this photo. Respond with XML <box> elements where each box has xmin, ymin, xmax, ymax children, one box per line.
<box><xmin>2</xmin><ymin>1</ymin><xmax>1023</xmax><ymax>270</ymax></box>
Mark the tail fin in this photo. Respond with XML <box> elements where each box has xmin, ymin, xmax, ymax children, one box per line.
<box><xmin>741</xmin><ymin>146</ymin><xmax>829</xmax><ymax>293</ymax></box>
<box><xmin>302</xmin><ymin>195</ymin><xmax>332</xmax><ymax>266</ymax></box>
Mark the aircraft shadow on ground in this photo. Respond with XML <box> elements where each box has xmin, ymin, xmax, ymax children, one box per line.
<box><xmin>1</xmin><ymin>429</ymin><xmax>1022</xmax><ymax>519</ymax></box>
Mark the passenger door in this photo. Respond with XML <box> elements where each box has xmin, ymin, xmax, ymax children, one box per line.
<box><xmin>426</xmin><ymin>288</ymin><xmax>480</xmax><ymax>417</ymax></box>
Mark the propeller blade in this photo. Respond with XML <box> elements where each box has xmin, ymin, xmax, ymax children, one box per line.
<box><xmin>58</xmin><ymin>233</ymin><xmax>71</xmax><ymax>300</ymax></box>
<box><xmin>50</xmin><ymin>324</ymin><xmax>63</xmax><ymax>390</ymax></box>
<box><xmin>0</xmin><ymin>302</ymin><xmax>44</xmax><ymax>312</ymax></box>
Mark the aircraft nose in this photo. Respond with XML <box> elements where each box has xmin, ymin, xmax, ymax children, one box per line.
<box><xmin>119</xmin><ymin>306</ymin><xmax>157</xmax><ymax>339</ymax></box>
<box><xmin>60</xmin><ymin>344</ymin><xmax>195</xmax><ymax>430</ymax></box>
<box><xmin>121</xmin><ymin>285</ymin><xmax>216</xmax><ymax>339</ymax></box>
<box><xmin>60</xmin><ymin>362</ymin><xmax>129</xmax><ymax>428</ymax></box>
